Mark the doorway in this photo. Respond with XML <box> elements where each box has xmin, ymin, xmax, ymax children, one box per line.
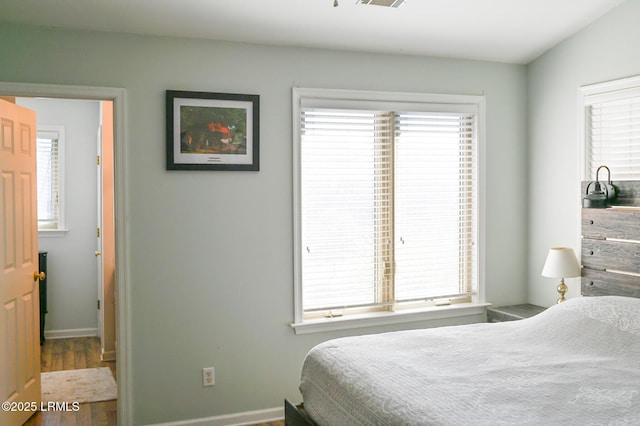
<box><xmin>0</xmin><ymin>82</ymin><xmax>130</xmax><ymax>425</ymax></box>
<box><xmin>14</xmin><ymin>97</ymin><xmax>115</xmax><ymax>353</ymax></box>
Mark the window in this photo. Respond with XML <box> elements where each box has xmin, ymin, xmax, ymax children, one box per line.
<box><xmin>292</xmin><ymin>88</ymin><xmax>485</xmax><ymax>332</ymax></box>
<box><xmin>581</xmin><ymin>75</ymin><xmax>640</xmax><ymax>181</ymax></box>
<box><xmin>36</xmin><ymin>125</ymin><xmax>65</xmax><ymax>232</ymax></box>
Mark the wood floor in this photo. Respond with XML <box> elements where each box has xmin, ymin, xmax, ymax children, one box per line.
<box><xmin>21</xmin><ymin>337</ymin><xmax>285</xmax><ymax>426</ymax></box>
<box><xmin>24</xmin><ymin>336</ymin><xmax>117</xmax><ymax>426</ymax></box>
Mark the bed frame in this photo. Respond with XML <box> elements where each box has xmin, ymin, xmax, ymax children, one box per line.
<box><xmin>284</xmin><ymin>399</ymin><xmax>315</xmax><ymax>426</ymax></box>
<box><xmin>285</xmin><ymin>180</ymin><xmax>640</xmax><ymax>425</ymax></box>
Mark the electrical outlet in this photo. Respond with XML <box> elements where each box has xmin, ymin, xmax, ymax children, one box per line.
<box><xmin>202</xmin><ymin>367</ymin><xmax>215</xmax><ymax>387</ymax></box>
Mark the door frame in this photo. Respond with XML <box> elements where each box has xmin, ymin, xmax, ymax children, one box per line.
<box><xmin>0</xmin><ymin>82</ymin><xmax>131</xmax><ymax>425</ymax></box>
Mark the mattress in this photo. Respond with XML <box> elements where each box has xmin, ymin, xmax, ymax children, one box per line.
<box><xmin>299</xmin><ymin>296</ymin><xmax>640</xmax><ymax>425</ymax></box>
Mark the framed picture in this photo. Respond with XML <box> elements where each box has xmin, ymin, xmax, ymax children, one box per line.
<box><xmin>166</xmin><ymin>90</ymin><xmax>259</xmax><ymax>171</ymax></box>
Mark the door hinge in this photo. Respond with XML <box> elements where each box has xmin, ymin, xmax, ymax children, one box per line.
<box><xmin>97</xmin><ymin>300</ymin><xmax>101</xmax><ymax>310</ymax></box>
<box><xmin>97</xmin><ymin>228</ymin><xmax>101</xmax><ymax>238</ymax></box>
<box><xmin>97</xmin><ymin>155</ymin><xmax>101</xmax><ymax>165</ymax></box>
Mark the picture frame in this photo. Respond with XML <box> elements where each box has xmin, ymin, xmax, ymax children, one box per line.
<box><xmin>166</xmin><ymin>90</ymin><xmax>260</xmax><ymax>171</ymax></box>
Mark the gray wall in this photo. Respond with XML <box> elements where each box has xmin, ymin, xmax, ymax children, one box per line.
<box><xmin>0</xmin><ymin>23</ymin><xmax>527</xmax><ymax>423</ymax></box>
<box><xmin>527</xmin><ymin>0</ymin><xmax>640</xmax><ymax>306</ymax></box>
<box><xmin>16</xmin><ymin>98</ymin><xmax>100</xmax><ymax>335</ymax></box>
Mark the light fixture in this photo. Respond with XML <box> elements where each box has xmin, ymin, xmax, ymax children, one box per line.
<box><xmin>359</xmin><ymin>0</ymin><xmax>405</xmax><ymax>7</ymax></box>
<box><xmin>583</xmin><ymin>165</ymin><xmax>617</xmax><ymax>208</ymax></box>
<box><xmin>541</xmin><ymin>247</ymin><xmax>581</xmax><ymax>304</ymax></box>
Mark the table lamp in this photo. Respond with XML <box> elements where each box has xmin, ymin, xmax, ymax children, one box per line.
<box><xmin>541</xmin><ymin>247</ymin><xmax>581</xmax><ymax>303</ymax></box>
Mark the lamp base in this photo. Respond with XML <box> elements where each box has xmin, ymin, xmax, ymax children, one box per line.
<box><xmin>556</xmin><ymin>278</ymin><xmax>568</xmax><ymax>304</ymax></box>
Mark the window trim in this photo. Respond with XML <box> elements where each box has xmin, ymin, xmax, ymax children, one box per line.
<box><xmin>292</xmin><ymin>88</ymin><xmax>487</xmax><ymax>333</ymax></box>
<box><xmin>578</xmin><ymin>74</ymin><xmax>640</xmax><ymax>181</ymax></box>
<box><xmin>37</xmin><ymin>124</ymin><xmax>67</xmax><ymax>235</ymax></box>
<box><xmin>291</xmin><ymin>302</ymin><xmax>491</xmax><ymax>335</ymax></box>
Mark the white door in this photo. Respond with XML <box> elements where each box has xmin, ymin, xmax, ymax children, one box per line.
<box><xmin>98</xmin><ymin>101</ymin><xmax>116</xmax><ymax>362</ymax></box>
<box><xmin>96</xmin><ymin>125</ymin><xmax>104</xmax><ymax>342</ymax></box>
<box><xmin>0</xmin><ymin>99</ymin><xmax>41</xmax><ymax>426</ymax></box>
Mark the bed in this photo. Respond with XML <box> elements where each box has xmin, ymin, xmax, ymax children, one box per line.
<box><xmin>286</xmin><ymin>180</ymin><xmax>640</xmax><ymax>426</ymax></box>
<box><xmin>290</xmin><ymin>295</ymin><xmax>640</xmax><ymax>425</ymax></box>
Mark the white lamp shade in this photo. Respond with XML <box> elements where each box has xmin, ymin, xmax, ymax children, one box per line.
<box><xmin>541</xmin><ymin>247</ymin><xmax>581</xmax><ymax>278</ymax></box>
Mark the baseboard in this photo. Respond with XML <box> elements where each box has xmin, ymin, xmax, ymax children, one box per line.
<box><xmin>101</xmin><ymin>349</ymin><xmax>116</xmax><ymax>362</ymax></box>
<box><xmin>144</xmin><ymin>406</ymin><xmax>284</xmax><ymax>426</ymax></box>
<box><xmin>44</xmin><ymin>328</ymin><xmax>98</xmax><ymax>339</ymax></box>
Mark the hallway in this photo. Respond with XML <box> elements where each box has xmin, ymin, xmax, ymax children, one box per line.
<box><xmin>24</xmin><ymin>337</ymin><xmax>116</xmax><ymax>426</ymax></box>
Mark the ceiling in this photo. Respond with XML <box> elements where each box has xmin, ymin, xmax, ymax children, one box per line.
<box><xmin>0</xmin><ymin>0</ymin><xmax>626</xmax><ymax>64</ymax></box>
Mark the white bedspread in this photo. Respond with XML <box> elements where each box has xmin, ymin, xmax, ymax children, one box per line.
<box><xmin>299</xmin><ymin>296</ymin><xmax>640</xmax><ymax>425</ymax></box>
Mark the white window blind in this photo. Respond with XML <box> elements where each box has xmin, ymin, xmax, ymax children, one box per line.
<box><xmin>301</xmin><ymin>109</ymin><xmax>386</xmax><ymax>311</ymax></box>
<box><xmin>583</xmin><ymin>76</ymin><xmax>640</xmax><ymax>180</ymax></box>
<box><xmin>36</xmin><ymin>127</ymin><xmax>64</xmax><ymax>230</ymax></box>
<box><xmin>394</xmin><ymin>112</ymin><xmax>476</xmax><ymax>302</ymax></box>
<box><xmin>295</xmin><ymin>89</ymin><xmax>480</xmax><ymax>321</ymax></box>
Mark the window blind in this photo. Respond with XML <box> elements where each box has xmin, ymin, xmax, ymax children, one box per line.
<box><xmin>301</xmin><ymin>109</ymin><xmax>393</xmax><ymax>311</ymax></box>
<box><xmin>394</xmin><ymin>112</ymin><xmax>476</xmax><ymax>302</ymax></box>
<box><xmin>299</xmin><ymin>106</ymin><xmax>477</xmax><ymax>316</ymax></box>
<box><xmin>587</xmin><ymin>96</ymin><xmax>640</xmax><ymax>180</ymax></box>
<box><xmin>36</xmin><ymin>133</ymin><xmax>60</xmax><ymax>229</ymax></box>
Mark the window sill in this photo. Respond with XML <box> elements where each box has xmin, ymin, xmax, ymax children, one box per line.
<box><xmin>38</xmin><ymin>229</ymin><xmax>69</xmax><ymax>238</ymax></box>
<box><xmin>290</xmin><ymin>302</ymin><xmax>491</xmax><ymax>335</ymax></box>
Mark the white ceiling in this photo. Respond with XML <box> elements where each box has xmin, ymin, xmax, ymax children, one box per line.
<box><xmin>0</xmin><ymin>0</ymin><xmax>626</xmax><ymax>64</ymax></box>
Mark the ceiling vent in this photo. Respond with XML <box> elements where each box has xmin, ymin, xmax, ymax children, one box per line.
<box><xmin>359</xmin><ymin>0</ymin><xmax>405</xmax><ymax>7</ymax></box>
